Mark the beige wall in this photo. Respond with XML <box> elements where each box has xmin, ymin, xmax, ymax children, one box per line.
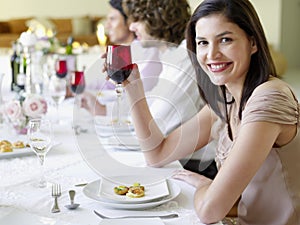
<box><xmin>0</xmin><ymin>0</ymin><xmax>109</xmax><ymax>19</ymax></box>
<box><xmin>188</xmin><ymin>0</ymin><xmax>282</xmax><ymax>50</ymax></box>
<box><xmin>0</xmin><ymin>0</ymin><xmax>281</xmax><ymax>49</ymax></box>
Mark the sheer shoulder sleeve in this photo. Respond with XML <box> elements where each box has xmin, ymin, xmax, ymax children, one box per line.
<box><xmin>242</xmin><ymin>88</ymin><xmax>299</xmax><ymax>126</ymax></box>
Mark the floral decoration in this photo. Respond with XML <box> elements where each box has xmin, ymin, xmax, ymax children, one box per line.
<box><xmin>4</xmin><ymin>94</ymin><xmax>47</xmax><ymax>134</ymax></box>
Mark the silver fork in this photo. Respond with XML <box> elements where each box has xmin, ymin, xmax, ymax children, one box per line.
<box><xmin>51</xmin><ymin>183</ymin><xmax>61</xmax><ymax>213</ymax></box>
<box><xmin>94</xmin><ymin>210</ymin><xmax>178</xmax><ymax>219</ymax></box>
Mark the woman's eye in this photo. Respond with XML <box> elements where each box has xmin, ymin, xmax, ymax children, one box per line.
<box><xmin>197</xmin><ymin>40</ymin><xmax>208</xmax><ymax>46</ymax></box>
<box><xmin>220</xmin><ymin>37</ymin><xmax>232</xmax><ymax>43</ymax></box>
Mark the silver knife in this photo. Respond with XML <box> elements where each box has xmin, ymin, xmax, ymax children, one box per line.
<box><xmin>94</xmin><ymin>210</ymin><xmax>178</xmax><ymax>219</ymax></box>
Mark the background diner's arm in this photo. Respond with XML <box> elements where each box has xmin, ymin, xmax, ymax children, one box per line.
<box><xmin>125</xmin><ymin>65</ymin><xmax>214</xmax><ymax>167</ymax></box>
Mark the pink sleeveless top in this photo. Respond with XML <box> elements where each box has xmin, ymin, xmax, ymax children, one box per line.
<box><xmin>215</xmin><ymin>79</ymin><xmax>300</xmax><ymax>225</ymax></box>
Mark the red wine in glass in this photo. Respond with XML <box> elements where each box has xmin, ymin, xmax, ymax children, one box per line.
<box><xmin>70</xmin><ymin>71</ymin><xmax>85</xmax><ymax>94</ymax></box>
<box><xmin>106</xmin><ymin>45</ymin><xmax>132</xmax><ymax>125</ymax></box>
<box><xmin>56</xmin><ymin>59</ymin><xmax>68</xmax><ymax>78</ymax></box>
<box><xmin>106</xmin><ymin>45</ymin><xmax>133</xmax><ymax>84</ymax></box>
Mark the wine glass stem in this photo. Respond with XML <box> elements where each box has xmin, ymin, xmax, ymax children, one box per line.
<box><xmin>55</xmin><ymin>103</ymin><xmax>59</xmax><ymax>124</ymax></box>
<box><xmin>37</xmin><ymin>154</ymin><xmax>46</xmax><ymax>188</ymax></box>
<box><xmin>115</xmin><ymin>84</ymin><xmax>123</xmax><ymax>125</ymax></box>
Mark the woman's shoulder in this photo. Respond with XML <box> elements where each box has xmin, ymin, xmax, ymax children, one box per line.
<box><xmin>252</xmin><ymin>77</ymin><xmax>296</xmax><ymax>99</ymax></box>
<box><xmin>242</xmin><ymin>77</ymin><xmax>299</xmax><ymax>125</ymax></box>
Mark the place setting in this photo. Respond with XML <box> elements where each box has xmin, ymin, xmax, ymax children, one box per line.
<box><xmin>83</xmin><ymin>174</ymin><xmax>181</xmax><ymax>210</ymax></box>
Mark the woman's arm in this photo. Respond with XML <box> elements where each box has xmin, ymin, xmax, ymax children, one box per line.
<box><xmin>192</xmin><ymin>121</ymin><xmax>282</xmax><ymax>223</ymax></box>
<box><xmin>125</xmin><ymin>65</ymin><xmax>214</xmax><ymax>167</ymax></box>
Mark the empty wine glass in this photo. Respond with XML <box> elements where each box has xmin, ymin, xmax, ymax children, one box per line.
<box><xmin>106</xmin><ymin>45</ymin><xmax>133</xmax><ymax>125</ymax></box>
<box><xmin>48</xmin><ymin>75</ymin><xmax>67</xmax><ymax>123</ymax></box>
<box><xmin>27</xmin><ymin>118</ymin><xmax>52</xmax><ymax>188</ymax></box>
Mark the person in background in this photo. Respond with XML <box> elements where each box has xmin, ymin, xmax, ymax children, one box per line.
<box><xmin>86</xmin><ymin>0</ymin><xmax>162</xmax><ymax>92</ymax></box>
<box><xmin>82</xmin><ymin>0</ymin><xmax>217</xmax><ymax>177</ymax></box>
<box><xmin>122</xmin><ymin>0</ymin><xmax>300</xmax><ymax>224</ymax></box>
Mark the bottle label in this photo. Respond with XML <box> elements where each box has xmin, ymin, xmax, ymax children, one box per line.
<box><xmin>17</xmin><ymin>73</ymin><xmax>26</xmax><ymax>86</ymax></box>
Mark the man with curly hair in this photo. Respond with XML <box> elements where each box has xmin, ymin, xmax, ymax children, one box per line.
<box><xmin>82</xmin><ymin>0</ymin><xmax>217</xmax><ymax>178</ymax></box>
<box><xmin>122</xmin><ymin>0</ymin><xmax>217</xmax><ymax>178</ymax></box>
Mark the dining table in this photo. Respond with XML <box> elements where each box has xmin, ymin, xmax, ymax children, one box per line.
<box><xmin>0</xmin><ymin>96</ymin><xmax>223</xmax><ymax>225</ymax></box>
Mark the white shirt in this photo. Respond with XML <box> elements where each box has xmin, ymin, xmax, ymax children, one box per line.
<box><xmin>147</xmin><ymin>40</ymin><xmax>202</xmax><ymax>135</ymax></box>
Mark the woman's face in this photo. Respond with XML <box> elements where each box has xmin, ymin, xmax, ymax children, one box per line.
<box><xmin>195</xmin><ymin>14</ymin><xmax>257</xmax><ymax>87</ymax></box>
<box><xmin>105</xmin><ymin>7</ymin><xmax>134</xmax><ymax>44</ymax></box>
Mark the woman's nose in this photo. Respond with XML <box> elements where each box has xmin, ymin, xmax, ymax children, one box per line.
<box><xmin>207</xmin><ymin>45</ymin><xmax>221</xmax><ymax>59</ymax></box>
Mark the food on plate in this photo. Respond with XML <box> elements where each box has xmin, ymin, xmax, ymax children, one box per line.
<box><xmin>114</xmin><ymin>182</ymin><xmax>145</xmax><ymax>198</ymax></box>
<box><xmin>0</xmin><ymin>144</ymin><xmax>13</xmax><ymax>152</ymax></box>
<box><xmin>0</xmin><ymin>139</ymin><xmax>27</xmax><ymax>153</ymax></box>
<box><xmin>126</xmin><ymin>185</ymin><xmax>145</xmax><ymax>198</ymax></box>
<box><xmin>114</xmin><ymin>185</ymin><xmax>129</xmax><ymax>195</ymax></box>
<box><xmin>0</xmin><ymin>140</ymin><xmax>12</xmax><ymax>147</ymax></box>
<box><xmin>12</xmin><ymin>141</ymin><xmax>25</xmax><ymax>149</ymax></box>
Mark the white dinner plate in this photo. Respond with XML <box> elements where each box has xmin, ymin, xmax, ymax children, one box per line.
<box><xmin>83</xmin><ymin>179</ymin><xmax>180</xmax><ymax>209</ymax></box>
<box><xmin>0</xmin><ymin>147</ymin><xmax>33</xmax><ymax>159</ymax></box>
<box><xmin>0</xmin><ymin>141</ymin><xmax>61</xmax><ymax>159</ymax></box>
<box><xmin>99</xmin><ymin>176</ymin><xmax>169</xmax><ymax>204</ymax></box>
<box><xmin>94</xmin><ymin>116</ymin><xmax>134</xmax><ymax>134</ymax></box>
<box><xmin>100</xmin><ymin>135</ymin><xmax>140</xmax><ymax>151</ymax></box>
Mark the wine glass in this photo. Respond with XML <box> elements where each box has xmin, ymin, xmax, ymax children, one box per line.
<box><xmin>70</xmin><ymin>70</ymin><xmax>86</xmax><ymax>95</ymax></box>
<box><xmin>48</xmin><ymin>75</ymin><xmax>67</xmax><ymax>123</ymax></box>
<box><xmin>27</xmin><ymin>118</ymin><xmax>52</xmax><ymax>188</ymax></box>
<box><xmin>70</xmin><ymin>70</ymin><xmax>86</xmax><ymax>132</ymax></box>
<box><xmin>55</xmin><ymin>59</ymin><xmax>68</xmax><ymax>78</ymax></box>
<box><xmin>106</xmin><ymin>45</ymin><xmax>132</xmax><ymax>125</ymax></box>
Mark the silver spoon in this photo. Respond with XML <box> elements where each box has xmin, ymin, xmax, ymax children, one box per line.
<box><xmin>65</xmin><ymin>190</ymin><xmax>80</xmax><ymax>210</ymax></box>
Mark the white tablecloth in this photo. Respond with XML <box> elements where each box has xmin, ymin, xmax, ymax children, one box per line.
<box><xmin>0</xmin><ymin>98</ymin><xmax>221</xmax><ymax>225</ymax></box>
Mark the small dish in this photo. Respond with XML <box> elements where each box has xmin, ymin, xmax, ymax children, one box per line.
<box><xmin>83</xmin><ymin>179</ymin><xmax>180</xmax><ymax>209</ymax></box>
<box><xmin>98</xmin><ymin>175</ymin><xmax>170</xmax><ymax>204</ymax></box>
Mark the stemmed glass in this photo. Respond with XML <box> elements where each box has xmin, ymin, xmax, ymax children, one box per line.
<box><xmin>106</xmin><ymin>45</ymin><xmax>132</xmax><ymax>125</ymax></box>
<box><xmin>48</xmin><ymin>75</ymin><xmax>67</xmax><ymax>123</ymax></box>
<box><xmin>70</xmin><ymin>70</ymin><xmax>86</xmax><ymax>132</ymax></box>
<box><xmin>55</xmin><ymin>59</ymin><xmax>68</xmax><ymax>78</ymax></box>
<box><xmin>27</xmin><ymin>118</ymin><xmax>52</xmax><ymax>188</ymax></box>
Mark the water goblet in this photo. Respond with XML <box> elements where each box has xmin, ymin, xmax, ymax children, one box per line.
<box><xmin>48</xmin><ymin>75</ymin><xmax>67</xmax><ymax>123</ymax></box>
<box><xmin>70</xmin><ymin>70</ymin><xmax>86</xmax><ymax>132</ymax></box>
<box><xmin>27</xmin><ymin>118</ymin><xmax>52</xmax><ymax>188</ymax></box>
<box><xmin>106</xmin><ymin>45</ymin><xmax>133</xmax><ymax>125</ymax></box>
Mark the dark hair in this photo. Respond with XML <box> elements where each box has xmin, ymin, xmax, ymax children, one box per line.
<box><xmin>123</xmin><ymin>0</ymin><xmax>191</xmax><ymax>44</ymax></box>
<box><xmin>186</xmin><ymin>0</ymin><xmax>277</xmax><ymax>124</ymax></box>
<box><xmin>109</xmin><ymin>0</ymin><xmax>127</xmax><ymax>20</ymax></box>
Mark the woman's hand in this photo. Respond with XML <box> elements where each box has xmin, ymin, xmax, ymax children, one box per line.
<box><xmin>172</xmin><ymin>169</ymin><xmax>212</xmax><ymax>189</ymax></box>
<box><xmin>101</xmin><ymin>51</ymin><xmax>141</xmax><ymax>87</ymax></box>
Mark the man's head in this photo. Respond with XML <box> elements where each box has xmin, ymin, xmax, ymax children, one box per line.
<box><xmin>106</xmin><ymin>0</ymin><xmax>135</xmax><ymax>44</ymax></box>
<box><xmin>123</xmin><ymin>0</ymin><xmax>191</xmax><ymax>46</ymax></box>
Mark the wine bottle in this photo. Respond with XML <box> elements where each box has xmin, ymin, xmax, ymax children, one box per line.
<box><xmin>66</xmin><ymin>36</ymin><xmax>73</xmax><ymax>55</ymax></box>
<box><xmin>10</xmin><ymin>42</ymin><xmax>20</xmax><ymax>92</ymax></box>
<box><xmin>16</xmin><ymin>52</ymin><xmax>26</xmax><ymax>92</ymax></box>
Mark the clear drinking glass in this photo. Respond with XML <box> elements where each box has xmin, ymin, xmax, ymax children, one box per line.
<box><xmin>69</xmin><ymin>70</ymin><xmax>86</xmax><ymax>132</ymax></box>
<box><xmin>106</xmin><ymin>45</ymin><xmax>133</xmax><ymax>125</ymax></box>
<box><xmin>27</xmin><ymin>118</ymin><xmax>52</xmax><ymax>188</ymax></box>
<box><xmin>48</xmin><ymin>75</ymin><xmax>66</xmax><ymax>123</ymax></box>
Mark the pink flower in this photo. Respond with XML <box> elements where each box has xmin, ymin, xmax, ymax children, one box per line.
<box><xmin>4</xmin><ymin>100</ymin><xmax>23</xmax><ymax>120</ymax></box>
<box><xmin>23</xmin><ymin>94</ymin><xmax>48</xmax><ymax>118</ymax></box>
